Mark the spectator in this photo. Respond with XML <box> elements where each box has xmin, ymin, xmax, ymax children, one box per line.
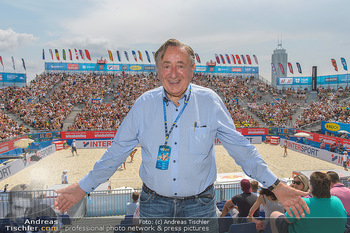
<box><xmin>248</xmin><ymin>188</ymin><xmax>284</xmax><ymax>232</ymax></box>
<box><xmin>271</xmin><ymin>171</ymin><xmax>347</xmax><ymax>233</ymax></box>
<box><xmin>220</xmin><ymin>179</ymin><xmax>259</xmax><ymax>219</ymax></box>
<box><xmin>251</xmin><ymin>180</ymin><xmax>259</xmax><ymax>196</ymax></box>
<box><xmin>291</xmin><ymin>174</ymin><xmax>310</xmax><ymax>193</ymax></box>
<box><xmin>327</xmin><ymin>171</ymin><xmax>350</xmax><ymax>215</ymax></box>
<box><xmin>126</xmin><ymin>192</ymin><xmax>139</xmax><ymax>215</ymax></box>
<box><xmin>320</xmin><ymin>139</ymin><xmax>326</xmax><ymax>149</ymax></box>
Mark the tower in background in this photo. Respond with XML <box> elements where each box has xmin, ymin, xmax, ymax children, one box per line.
<box><xmin>271</xmin><ymin>40</ymin><xmax>287</xmax><ymax>86</ymax></box>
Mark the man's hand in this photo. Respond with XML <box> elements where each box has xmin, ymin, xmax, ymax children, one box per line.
<box><xmin>54</xmin><ymin>183</ymin><xmax>86</xmax><ymax>212</ymax></box>
<box><xmin>272</xmin><ymin>181</ymin><xmax>310</xmax><ymax>219</ymax></box>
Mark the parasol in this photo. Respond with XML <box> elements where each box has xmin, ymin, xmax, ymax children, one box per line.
<box><xmin>14</xmin><ymin>138</ymin><xmax>34</xmax><ymax>148</ymax></box>
<box><xmin>338</xmin><ymin>130</ymin><xmax>350</xmax><ymax>134</ymax></box>
<box><xmin>294</xmin><ymin>132</ymin><xmax>311</xmax><ymax>137</ymax></box>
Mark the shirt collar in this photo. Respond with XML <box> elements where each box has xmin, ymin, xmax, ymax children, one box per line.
<box><xmin>332</xmin><ymin>183</ymin><xmax>345</xmax><ymax>188</ymax></box>
<box><xmin>162</xmin><ymin>84</ymin><xmax>191</xmax><ymax>104</ymax></box>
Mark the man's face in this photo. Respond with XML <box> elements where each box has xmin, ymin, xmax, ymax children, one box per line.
<box><xmin>157</xmin><ymin>46</ymin><xmax>195</xmax><ymax>103</ymax></box>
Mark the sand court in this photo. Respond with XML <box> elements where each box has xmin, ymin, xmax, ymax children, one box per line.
<box><xmin>0</xmin><ymin>144</ymin><xmax>343</xmax><ymax>191</ymax></box>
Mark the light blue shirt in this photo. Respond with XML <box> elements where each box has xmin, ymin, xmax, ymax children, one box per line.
<box><xmin>79</xmin><ymin>84</ymin><xmax>277</xmax><ymax>197</ymax></box>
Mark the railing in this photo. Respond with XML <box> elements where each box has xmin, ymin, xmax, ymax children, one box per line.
<box><xmin>1</xmin><ymin>183</ymin><xmax>242</xmax><ymax>219</ymax></box>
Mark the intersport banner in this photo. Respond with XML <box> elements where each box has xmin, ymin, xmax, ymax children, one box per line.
<box><xmin>281</xmin><ymin>140</ymin><xmax>347</xmax><ymax>167</ymax></box>
<box><xmin>77</xmin><ymin>136</ymin><xmax>263</xmax><ymax>149</ymax></box>
<box><xmin>0</xmin><ymin>144</ymin><xmax>56</xmax><ymax>181</ymax></box>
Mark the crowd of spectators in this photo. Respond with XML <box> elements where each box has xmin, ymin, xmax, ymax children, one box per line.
<box><xmin>1</xmin><ymin>71</ymin><xmax>350</xmax><ymax>140</ymax></box>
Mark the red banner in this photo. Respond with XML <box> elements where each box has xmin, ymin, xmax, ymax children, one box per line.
<box><xmin>235</xmin><ymin>55</ymin><xmax>241</xmax><ymax>64</ymax></box>
<box><xmin>288</xmin><ymin>62</ymin><xmax>293</xmax><ymax>74</ymax></box>
<box><xmin>0</xmin><ymin>136</ymin><xmax>29</xmax><ymax>154</ymax></box>
<box><xmin>236</xmin><ymin>128</ymin><xmax>268</xmax><ymax>135</ymax></box>
<box><xmin>231</xmin><ymin>54</ymin><xmax>236</xmax><ymax>64</ymax></box>
<box><xmin>331</xmin><ymin>58</ymin><xmax>338</xmax><ymax>71</ymax></box>
<box><xmin>60</xmin><ymin>131</ymin><xmax>118</xmax><ymax>140</ymax></box>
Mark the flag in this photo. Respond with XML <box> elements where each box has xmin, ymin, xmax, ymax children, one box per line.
<box><xmin>331</xmin><ymin>58</ymin><xmax>338</xmax><ymax>71</ymax></box>
<box><xmin>11</xmin><ymin>56</ymin><xmax>15</xmax><ymax>70</ymax></box>
<box><xmin>241</xmin><ymin>55</ymin><xmax>246</xmax><ymax>64</ymax></box>
<box><xmin>68</xmin><ymin>49</ymin><xmax>73</xmax><ymax>60</ymax></box>
<box><xmin>138</xmin><ymin>51</ymin><xmax>143</xmax><ymax>62</ymax></box>
<box><xmin>132</xmin><ymin>51</ymin><xmax>137</xmax><ymax>62</ymax></box>
<box><xmin>55</xmin><ymin>49</ymin><xmax>60</xmax><ymax>60</ymax></box>
<box><xmin>246</xmin><ymin>55</ymin><xmax>252</xmax><ymax>65</ymax></box>
<box><xmin>85</xmin><ymin>49</ymin><xmax>91</xmax><ymax>61</ymax></box>
<box><xmin>225</xmin><ymin>54</ymin><xmax>231</xmax><ymax>64</ymax></box>
<box><xmin>0</xmin><ymin>56</ymin><xmax>4</xmax><ymax>69</ymax></box>
<box><xmin>288</xmin><ymin>62</ymin><xmax>293</xmax><ymax>74</ymax></box>
<box><xmin>74</xmin><ymin>49</ymin><xmax>79</xmax><ymax>60</ymax></box>
<box><xmin>145</xmin><ymin>50</ymin><xmax>151</xmax><ymax>63</ymax></box>
<box><xmin>231</xmin><ymin>54</ymin><xmax>236</xmax><ymax>64</ymax></box>
<box><xmin>22</xmin><ymin>58</ymin><xmax>26</xmax><ymax>70</ymax></box>
<box><xmin>219</xmin><ymin>54</ymin><xmax>225</xmax><ymax>64</ymax></box>
<box><xmin>108</xmin><ymin>50</ymin><xmax>113</xmax><ymax>61</ymax></box>
<box><xmin>195</xmin><ymin>53</ymin><xmax>201</xmax><ymax>63</ymax></box>
<box><xmin>253</xmin><ymin>55</ymin><xmax>259</xmax><ymax>65</ymax></box>
<box><xmin>79</xmin><ymin>49</ymin><xmax>85</xmax><ymax>60</ymax></box>
<box><xmin>62</xmin><ymin>49</ymin><xmax>66</xmax><ymax>61</ymax></box>
<box><xmin>116</xmin><ymin>50</ymin><xmax>121</xmax><ymax>62</ymax></box>
<box><xmin>124</xmin><ymin>51</ymin><xmax>129</xmax><ymax>61</ymax></box>
<box><xmin>271</xmin><ymin>63</ymin><xmax>277</xmax><ymax>75</ymax></box>
<box><xmin>42</xmin><ymin>49</ymin><xmax>45</xmax><ymax>60</ymax></box>
<box><xmin>215</xmin><ymin>54</ymin><xmax>220</xmax><ymax>64</ymax></box>
<box><xmin>341</xmin><ymin>57</ymin><xmax>348</xmax><ymax>71</ymax></box>
<box><xmin>49</xmin><ymin>49</ymin><xmax>54</xmax><ymax>60</ymax></box>
<box><xmin>235</xmin><ymin>55</ymin><xmax>241</xmax><ymax>64</ymax></box>
<box><xmin>279</xmin><ymin>63</ymin><xmax>285</xmax><ymax>74</ymax></box>
<box><xmin>296</xmin><ymin>62</ymin><xmax>302</xmax><ymax>74</ymax></box>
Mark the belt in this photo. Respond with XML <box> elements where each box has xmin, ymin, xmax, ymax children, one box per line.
<box><xmin>142</xmin><ymin>183</ymin><xmax>213</xmax><ymax>200</ymax></box>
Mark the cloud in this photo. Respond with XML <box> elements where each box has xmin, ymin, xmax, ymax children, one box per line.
<box><xmin>0</xmin><ymin>28</ymin><xmax>37</xmax><ymax>51</ymax></box>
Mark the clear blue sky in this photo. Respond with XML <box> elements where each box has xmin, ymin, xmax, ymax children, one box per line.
<box><xmin>0</xmin><ymin>0</ymin><xmax>349</xmax><ymax>82</ymax></box>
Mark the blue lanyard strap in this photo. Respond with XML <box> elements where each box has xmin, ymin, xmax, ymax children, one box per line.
<box><xmin>163</xmin><ymin>86</ymin><xmax>192</xmax><ymax>146</ymax></box>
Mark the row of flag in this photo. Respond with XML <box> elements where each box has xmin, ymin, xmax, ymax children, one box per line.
<box><xmin>43</xmin><ymin>49</ymin><xmax>92</xmax><ymax>61</ymax></box>
<box><xmin>0</xmin><ymin>56</ymin><xmax>26</xmax><ymax>71</ymax></box>
<box><xmin>214</xmin><ymin>54</ymin><xmax>259</xmax><ymax>65</ymax></box>
<box><xmin>107</xmin><ymin>50</ymin><xmax>156</xmax><ymax>63</ymax></box>
<box><xmin>331</xmin><ymin>57</ymin><xmax>348</xmax><ymax>71</ymax></box>
<box><xmin>44</xmin><ymin>48</ymin><xmax>204</xmax><ymax>64</ymax></box>
<box><xmin>271</xmin><ymin>62</ymin><xmax>302</xmax><ymax>75</ymax></box>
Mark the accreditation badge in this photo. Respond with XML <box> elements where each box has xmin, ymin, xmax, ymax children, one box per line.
<box><xmin>156</xmin><ymin>145</ymin><xmax>171</xmax><ymax>170</ymax></box>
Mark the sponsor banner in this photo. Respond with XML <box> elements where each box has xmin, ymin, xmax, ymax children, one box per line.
<box><xmin>130</xmin><ymin>65</ymin><xmax>142</xmax><ymax>71</ymax></box>
<box><xmin>236</xmin><ymin>128</ymin><xmax>268</xmax><ymax>135</ymax></box>
<box><xmin>107</xmin><ymin>65</ymin><xmax>120</xmax><ymax>70</ymax></box>
<box><xmin>60</xmin><ymin>131</ymin><xmax>118</xmax><ymax>140</ymax></box>
<box><xmin>232</xmin><ymin>68</ymin><xmax>243</xmax><ymax>72</ymax></box>
<box><xmin>67</xmin><ymin>64</ymin><xmax>79</xmax><ymax>70</ymax></box>
<box><xmin>215</xmin><ymin>136</ymin><xmax>262</xmax><ymax>145</ymax></box>
<box><xmin>45</xmin><ymin>63</ymin><xmax>66</xmax><ymax>70</ymax></box>
<box><xmin>0</xmin><ymin>136</ymin><xmax>29</xmax><ymax>155</ymax></box>
<box><xmin>143</xmin><ymin>65</ymin><xmax>156</xmax><ymax>71</ymax></box>
<box><xmin>76</xmin><ymin>140</ymin><xmax>113</xmax><ymax>149</ymax></box>
<box><xmin>0</xmin><ymin>72</ymin><xmax>26</xmax><ymax>83</ymax></box>
<box><xmin>278</xmin><ymin>78</ymin><xmax>293</xmax><ymax>85</ymax></box>
<box><xmin>195</xmin><ymin>66</ymin><xmax>207</xmax><ymax>72</ymax></box>
<box><xmin>282</xmin><ymin>140</ymin><xmax>346</xmax><ymax>167</ymax></box>
<box><xmin>29</xmin><ymin>131</ymin><xmax>60</xmax><ymax>142</ymax></box>
<box><xmin>0</xmin><ymin>145</ymin><xmax>56</xmax><ymax>181</ymax></box>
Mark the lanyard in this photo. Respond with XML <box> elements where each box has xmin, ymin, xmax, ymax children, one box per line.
<box><xmin>163</xmin><ymin>86</ymin><xmax>191</xmax><ymax>146</ymax></box>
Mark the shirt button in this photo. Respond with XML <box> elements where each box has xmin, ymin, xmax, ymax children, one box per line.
<box><xmin>174</xmin><ymin>142</ymin><xmax>177</xmax><ymax>145</ymax></box>
<box><xmin>175</xmin><ymin>193</ymin><xmax>177</xmax><ymax>195</ymax></box>
<box><xmin>175</xmin><ymin>125</ymin><xmax>178</xmax><ymax>128</ymax></box>
<box><xmin>173</xmin><ymin>178</ymin><xmax>176</xmax><ymax>181</ymax></box>
<box><xmin>173</xmin><ymin>160</ymin><xmax>176</xmax><ymax>163</ymax></box>
<box><xmin>176</xmin><ymin>109</ymin><xmax>178</xmax><ymax>111</ymax></box>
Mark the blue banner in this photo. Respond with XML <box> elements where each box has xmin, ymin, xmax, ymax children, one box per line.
<box><xmin>0</xmin><ymin>72</ymin><xmax>26</xmax><ymax>85</ymax></box>
<box><xmin>321</xmin><ymin>121</ymin><xmax>350</xmax><ymax>135</ymax></box>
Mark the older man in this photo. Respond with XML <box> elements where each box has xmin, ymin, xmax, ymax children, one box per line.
<box><xmin>55</xmin><ymin>39</ymin><xmax>309</xmax><ymax>232</ymax></box>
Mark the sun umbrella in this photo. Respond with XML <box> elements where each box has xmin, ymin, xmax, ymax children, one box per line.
<box><xmin>294</xmin><ymin>132</ymin><xmax>311</xmax><ymax>137</ymax></box>
<box><xmin>338</xmin><ymin>130</ymin><xmax>350</xmax><ymax>134</ymax></box>
<box><xmin>14</xmin><ymin>138</ymin><xmax>34</xmax><ymax>148</ymax></box>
